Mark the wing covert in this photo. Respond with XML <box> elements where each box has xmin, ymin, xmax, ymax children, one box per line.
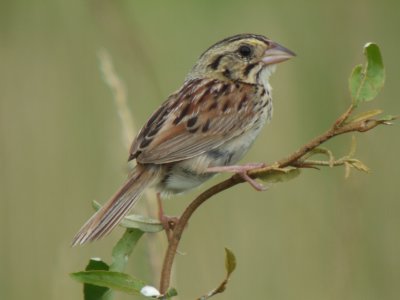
<box><xmin>129</xmin><ymin>79</ymin><xmax>257</xmax><ymax>164</ymax></box>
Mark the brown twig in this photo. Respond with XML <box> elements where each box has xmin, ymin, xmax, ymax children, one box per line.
<box><xmin>158</xmin><ymin>106</ymin><xmax>391</xmax><ymax>295</ymax></box>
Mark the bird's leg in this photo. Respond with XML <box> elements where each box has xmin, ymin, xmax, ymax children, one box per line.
<box><xmin>157</xmin><ymin>193</ymin><xmax>178</xmax><ymax>241</ymax></box>
<box><xmin>205</xmin><ymin>163</ymin><xmax>268</xmax><ymax>191</ymax></box>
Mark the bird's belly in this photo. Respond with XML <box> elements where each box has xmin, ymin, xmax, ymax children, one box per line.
<box><xmin>157</xmin><ymin>124</ymin><xmax>266</xmax><ymax>195</ymax></box>
<box><xmin>157</xmin><ymin>164</ymin><xmax>215</xmax><ymax>196</ymax></box>
<box><xmin>155</xmin><ymin>83</ymin><xmax>273</xmax><ymax>196</ymax></box>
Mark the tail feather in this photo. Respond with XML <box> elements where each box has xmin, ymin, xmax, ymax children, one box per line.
<box><xmin>72</xmin><ymin>166</ymin><xmax>159</xmax><ymax>246</ymax></box>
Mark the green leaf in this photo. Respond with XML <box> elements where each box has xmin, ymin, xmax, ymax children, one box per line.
<box><xmin>165</xmin><ymin>287</ymin><xmax>179</xmax><ymax>299</ymax></box>
<box><xmin>378</xmin><ymin>114</ymin><xmax>398</xmax><ymax>124</ymax></box>
<box><xmin>348</xmin><ymin>159</ymin><xmax>370</xmax><ymax>173</ymax></box>
<box><xmin>302</xmin><ymin>147</ymin><xmax>334</xmax><ymax>167</ymax></box>
<box><xmin>71</xmin><ymin>271</ymin><xmax>145</xmax><ymax>295</ymax></box>
<box><xmin>121</xmin><ymin>214</ymin><xmax>163</xmax><ymax>233</ymax></box>
<box><xmin>197</xmin><ymin>248</ymin><xmax>237</xmax><ymax>300</ymax></box>
<box><xmin>92</xmin><ymin>200</ymin><xmax>163</xmax><ymax>233</ymax></box>
<box><xmin>110</xmin><ymin>228</ymin><xmax>144</xmax><ymax>272</ymax></box>
<box><xmin>85</xmin><ymin>258</ymin><xmax>110</xmax><ymax>271</ymax></box>
<box><xmin>84</xmin><ymin>259</ymin><xmax>111</xmax><ymax>300</ymax></box>
<box><xmin>224</xmin><ymin>248</ymin><xmax>236</xmax><ymax>276</ymax></box>
<box><xmin>349</xmin><ymin>43</ymin><xmax>385</xmax><ymax>105</ymax></box>
<box><xmin>347</xmin><ymin>109</ymin><xmax>383</xmax><ymax>123</ymax></box>
<box><xmin>258</xmin><ymin>167</ymin><xmax>301</xmax><ymax>183</ymax></box>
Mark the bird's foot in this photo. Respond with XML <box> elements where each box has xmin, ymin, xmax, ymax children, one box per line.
<box><xmin>160</xmin><ymin>215</ymin><xmax>179</xmax><ymax>237</ymax></box>
<box><xmin>157</xmin><ymin>193</ymin><xmax>180</xmax><ymax>241</ymax></box>
<box><xmin>206</xmin><ymin>163</ymin><xmax>268</xmax><ymax>191</ymax></box>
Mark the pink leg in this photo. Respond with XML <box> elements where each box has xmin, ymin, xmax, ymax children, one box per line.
<box><xmin>206</xmin><ymin>163</ymin><xmax>268</xmax><ymax>191</ymax></box>
<box><xmin>157</xmin><ymin>193</ymin><xmax>178</xmax><ymax>241</ymax></box>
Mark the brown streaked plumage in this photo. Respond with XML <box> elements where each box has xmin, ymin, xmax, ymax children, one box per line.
<box><xmin>72</xmin><ymin>33</ymin><xmax>295</xmax><ymax>246</ymax></box>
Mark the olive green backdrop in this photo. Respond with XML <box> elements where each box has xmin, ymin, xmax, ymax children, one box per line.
<box><xmin>1</xmin><ymin>1</ymin><xmax>399</xmax><ymax>299</ymax></box>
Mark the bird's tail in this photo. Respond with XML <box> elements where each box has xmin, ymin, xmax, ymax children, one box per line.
<box><xmin>72</xmin><ymin>165</ymin><xmax>159</xmax><ymax>246</ymax></box>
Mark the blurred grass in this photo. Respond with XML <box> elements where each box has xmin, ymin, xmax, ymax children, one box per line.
<box><xmin>1</xmin><ymin>1</ymin><xmax>399</xmax><ymax>299</ymax></box>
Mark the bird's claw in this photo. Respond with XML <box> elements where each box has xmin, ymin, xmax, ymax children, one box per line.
<box><xmin>205</xmin><ymin>163</ymin><xmax>268</xmax><ymax>191</ymax></box>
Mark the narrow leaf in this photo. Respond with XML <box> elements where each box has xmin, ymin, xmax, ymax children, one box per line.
<box><xmin>84</xmin><ymin>258</ymin><xmax>111</xmax><ymax>300</ymax></box>
<box><xmin>224</xmin><ymin>248</ymin><xmax>237</xmax><ymax>276</ymax></box>
<box><xmin>347</xmin><ymin>109</ymin><xmax>383</xmax><ymax>123</ymax></box>
<box><xmin>349</xmin><ymin>43</ymin><xmax>385</xmax><ymax>105</ymax></box>
<box><xmin>259</xmin><ymin>167</ymin><xmax>301</xmax><ymax>183</ymax></box>
<box><xmin>349</xmin><ymin>159</ymin><xmax>370</xmax><ymax>173</ymax></box>
<box><xmin>110</xmin><ymin>228</ymin><xmax>144</xmax><ymax>272</ymax></box>
<box><xmin>92</xmin><ymin>200</ymin><xmax>163</xmax><ymax>233</ymax></box>
<box><xmin>378</xmin><ymin>114</ymin><xmax>398</xmax><ymax>125</ymax></box>
<box><xmin>86</xmin><ymin>258</ymin><xmax>110</xmax><ymax>271</ymax></box>
<box><xmin>302</xmin><ymin>147</ymin><xmax>334</xmax><ymax>167</ymax></box>
<box><xmin>197</xmin><ymin>248</ymin><xmax>237</xmax><ymax>300</ymax></box>
<box><xmin>71</xmin><ymin>271</ymin><xmax>145</xmax><ymax>295</ymax></box>
<box><xmin>121</xmin><ymin>214</ymin><xmax>163</xmax><ymax>233</ymax></box>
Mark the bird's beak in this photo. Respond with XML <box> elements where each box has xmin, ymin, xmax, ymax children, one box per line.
<box><xmin>262</xmin><ymin>42</ymin><xmax>296</xmax><ymax>65</ymax></box>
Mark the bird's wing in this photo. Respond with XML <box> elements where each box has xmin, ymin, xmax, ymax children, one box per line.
<box><xmin>129</xmin><ymin>79</ymin><xmax>259</xmax><ymax>164</ymax></box>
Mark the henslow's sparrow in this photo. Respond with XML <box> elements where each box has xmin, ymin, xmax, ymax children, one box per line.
<box><xmin>73</xmin><ymin>33</ymin><xmax>295</xmax><ymax>245</ymax></box>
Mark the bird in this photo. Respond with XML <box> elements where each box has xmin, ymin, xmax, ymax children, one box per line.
<box><xmin>72</xmin><ymin>33</ymin><xmax>295</xmax><ymax>246</ymax></box>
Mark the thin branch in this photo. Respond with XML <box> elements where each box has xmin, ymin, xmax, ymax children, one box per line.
<box><xmin>158</xmin><ymin>107</ymin><xmax>392</xmax><ymax>295</ymax></box>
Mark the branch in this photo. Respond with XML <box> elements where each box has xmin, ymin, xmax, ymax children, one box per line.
<box><xmin>158</xmin><ymin>105</ymin><xmax>395</xmax><ymax>295</ymax></box>
<box><xmin>73</xmin><ymin>42</ymin><xmax>393</xmax><ymax>299</ymax></box>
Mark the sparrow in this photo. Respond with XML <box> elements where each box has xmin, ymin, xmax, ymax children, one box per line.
<box><xmin>72</xmin><ymin>33</ymin><xmax>295</xmax><ymax>246</ymax></box>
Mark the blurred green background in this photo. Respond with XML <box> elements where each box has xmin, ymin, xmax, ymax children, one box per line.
<box><xmin>1</xmin><ymin>1</ymin><xmax>399</xmax><ymax>299</ymax></box>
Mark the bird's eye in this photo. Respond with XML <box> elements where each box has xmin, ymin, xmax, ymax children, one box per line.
<box><xmin>238</xmin><ymin>45</ymin><xmax>253</xmax><ymax>57</ymax></box>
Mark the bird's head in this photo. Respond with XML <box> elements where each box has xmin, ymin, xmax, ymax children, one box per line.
<box><xmin>188</xmin><ymin>33</ymin><xmax>295</xmax><ymax>84</ymax></box>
